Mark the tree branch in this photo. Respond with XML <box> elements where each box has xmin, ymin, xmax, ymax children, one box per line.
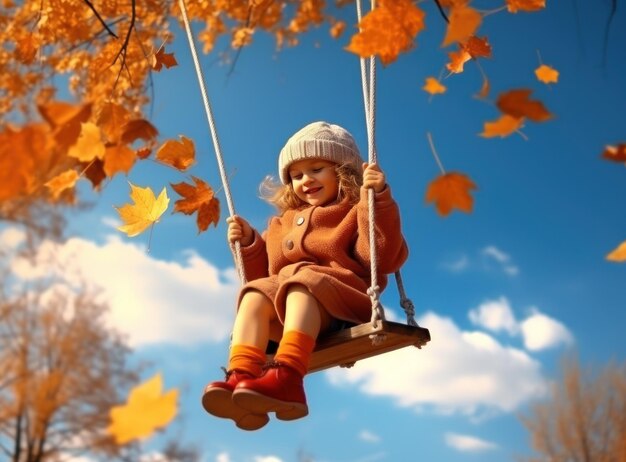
<box><xmin>82</xmin><ymin>0</ymin><xmax>118</xmax><ymax>38</ymax></box>
<box><xmin>112</xmin><ymin>0</ymin><xmax>136</xmax><ymax>87</ymax></box>
<box><xmin>432</xmin><ymin>0</ymin><xmax>450</xmax><ymax>23</ymax></box>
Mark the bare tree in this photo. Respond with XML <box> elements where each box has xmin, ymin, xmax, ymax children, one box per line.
<box><xmin>520</xmin><ymin>355</ymin><xmax>626</xmax><ymax>462</ymax></box>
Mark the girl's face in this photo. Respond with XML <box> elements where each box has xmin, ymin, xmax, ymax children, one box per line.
<box><xmin>288</xmin><ymin>159</ymin><xmax>339</xmax><ymax>206</ymax></box>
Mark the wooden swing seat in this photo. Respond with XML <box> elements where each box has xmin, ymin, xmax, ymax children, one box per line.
<box><xmin>307</xmin><ymin>320</ymin><xmax>431</xmax><ymax>373</ymax></box>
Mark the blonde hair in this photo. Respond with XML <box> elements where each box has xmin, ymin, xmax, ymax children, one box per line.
<box><xmin>260</xmin><ymin>163</ymin><xmax>363</xmax><ymax>214</ymax></box>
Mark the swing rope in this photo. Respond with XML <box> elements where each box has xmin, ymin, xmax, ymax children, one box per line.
<box><xmin>178</xmin><ymin>0</ymin><xmax>246</xmax><ymax>284</ymax></box>
<box><xmin>356</xmin><ymin>0</ymin><xmax>419</xmax><ymax>329</ymax></box>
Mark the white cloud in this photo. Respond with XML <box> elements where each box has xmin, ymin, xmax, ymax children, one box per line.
<box><xmin>482</xmin><ymin>245</ymin><xmax>519</xmax><ymax>276</ymax></box>
<box><xmin>0</xmin><ymin>227</ymin><xmax>26</xmax><ymax>249</ymax></box>
<box><xmin>10</xmin><ymin>234</ymin><xmax>239</xmax><ymax>347</ymax></box>
<box><xmin>254</xmin><ymin>457</ymin><xmax>283</xmax><ymax>462</ymax></box>
<box><xmin>358</xmin><ymin>429</ymin><xmax>381</xmax><ymax>443</ymax></box>
<box><xmin>440</xmin><ymin>255</ymin><xmax>469</xmax><ymax>272</ymax></box>
<box><xmin>216</xmin><ymin>453</ymin><xmax>231</xmax><ymax>462</ymax></box>
<box><xmin>468</xmin><ymin>297</ymin><xmax>518</xmax><ymax>335</ymax></box>
<box><xmin>326</xmin><ymin>312</ymin><xmax>548</xmax><ymax>417</ymax></box>
<box><xmin>444</xmin><ymin>432</ymin><xmax>498</xmax><ymax>452</ymax></box>
<box><xmin>520</xmin><ymin>310</ymin><xmax>574</xmax><ymax>351</ymax></box>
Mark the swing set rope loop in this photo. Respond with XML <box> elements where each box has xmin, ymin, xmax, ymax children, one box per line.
<box><xmin>357</xmin><ymin>0</ymin><xmax>419</xmax><ymax>329</ymax></box>
<box><xmin>178</xmin><ymin>0</ymin><xmax>246</xmax><ymax>284</ymax></box>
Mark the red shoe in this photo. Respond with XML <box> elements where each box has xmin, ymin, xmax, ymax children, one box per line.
<box><xmin>232</xmin><ymin>362</ymin><xmax>308</xmax><ymax>421</ymax></box>
<box><xmin>202</xmin><ymin>369</ymin><xmax>269</xmax><ymax>431</ymax></box>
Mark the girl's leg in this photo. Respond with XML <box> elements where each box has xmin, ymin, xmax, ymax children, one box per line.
<box><xmin>233</xmin><ymin>284</ymin><xmax>330</xmax><ymax>421</ymax></box>
<box><xmin>202</xmin><ymin>289</ymin><xmax>275</xmax><ymax>430</ymax></box>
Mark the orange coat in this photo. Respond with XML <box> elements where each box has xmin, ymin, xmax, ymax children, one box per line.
<box><xmin>238</xmin><ymin>186</ymin><xmax>408</xmax><ymax>326</ymax></box>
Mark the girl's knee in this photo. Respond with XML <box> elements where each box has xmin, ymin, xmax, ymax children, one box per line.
<box><xmin>239</xmin><ymin>289</ymin><xmax>275</xmax><ymax>318</ymax></box>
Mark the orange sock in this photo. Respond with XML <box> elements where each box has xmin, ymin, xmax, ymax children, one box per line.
<box><xmin>275</xmin><ymin>330</ymin><xmax>316</xmax><ymax>377</ymax></box>
<box><xmin>228</xmin><ymin>344</ymin><xmax>265</xmax><ymax>377</ymax></box>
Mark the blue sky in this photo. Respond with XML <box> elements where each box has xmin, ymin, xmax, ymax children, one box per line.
<box><xmin>4</xmin><ymin>1</ymin><xmax>626</xmax><ymax>461</ymax></box>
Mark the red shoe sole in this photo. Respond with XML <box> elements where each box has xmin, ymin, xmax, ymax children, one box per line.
<box><xmin>202</xmin><ymin>386</ymin><xmax>269</xmax><ymax>430</ymax></box>
<box><xmin>232</xmin><ymin>388</ymin><xmax>308</xmax><ymax>421</ymax></box>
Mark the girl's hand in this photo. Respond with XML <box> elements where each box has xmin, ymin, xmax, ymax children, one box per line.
<box><xmin>362</xmin><ymin>162</ymin><xmax>386</xmax><ymax>193</ymax></box>
<box><xmin>227</xmin><ymin>215</ymin><xmax>254</xmax><ymax>247</ymax></box>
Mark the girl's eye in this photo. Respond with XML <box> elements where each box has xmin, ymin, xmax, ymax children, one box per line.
<box><xmin>312</xmin><ymin>167</ymin><xmax>323</xmax><ymax>173</ymax></box>
<box><xmin>291</xmin><ymin>174</ymin><xmax>303</xmax><ymax>180</ymax></box>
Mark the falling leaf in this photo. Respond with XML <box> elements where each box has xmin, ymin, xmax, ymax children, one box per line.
<box><xmin>606</xmin><ymin>240</ymin><xmax>626</xmax><ymax>262</ymax></box>
<box><xmin>330</xmin><ymin>21</ymin><xmax>346</xmax><ymax>39</ymax></box>
<box><xmin>463</xmin><ymin>36</ymin><xmax>492</xmax><ymax>59</ymax></box>
<box><xmin>136</xmin><ymin>147</ymin><xmax>152</xmax><ymax>159</ymax></box>
<box><xmin>104</xmin><ymin>145</ymin><xmax>136</xmax><ymax>177</ymax></box>
<box><xmin>496</xmin><ymin>89</ymin><xmax>553</xmax><ymax>122</ymax></box>
<box><xmin>107</xmin><ymin>373</ymin><xmax>178</xmax><ymax>445</ymax></box>
<box><xmin>156</xmin><ymin>136</ymin><xmax>195</xmax><ymax>171</ymax></box>
<box><xmin>151</xmin><ymin>46</ymin><xmax>178</xmax><ymax>71</ymax></box>
<box><xmin>120</xmin><ymin>119</ymin><xmax>159</xmax><ymax>145</ymax></box>
<box><xmin>115</xmin><ymin>183</ymin><xmax>169</xmax><ymax>237</ymax></box>
<box><xmin>82</xmin><ymin>158</ymin><xmax>106</xmax><ymax>190</ymax></box>
<box><xmin>423</xmin><ymin>77</ymin><xmax>447</xmax><ymax>95</ymax></box>
<box><xmin>480</xmin><ymin>114</ymin><xmax>525</xmax><ymax>138</ymax></box>
<box><xmin>442</xmin><ymin>5</ymin><xmax>482</xmax><ymax>47</ymax></box>
<box><xmin>601</xmin><ymin>144</ymin><xmax>626</xmax><ymax>163</ymax></box>
<box><xmin>45</xmin><ymin>169</ymin><xmax>79</xmax><ymax>200</ymax></box>
<box><xmin>171</xmin><ymin>176</ymin><xmax>221</xmax><ymax>233</ymax></box>
<box><xmin>97</xmin><ymin>102</ymin><xmax>132</xmax><ymax>144</ymax></box>
<box><xmin>535</xmin><ymin>64</ymin><xmax>559</xmax><ymax>84</ymax></box>
<box><xmin>475</xmin><ymin>75</ymin><xmax>491</xmax><ymax>99</ymax></box>
<box><xmin>345</xmin><ymin>0</ymin><xmax>425</xmax><ymax>66</ymax></box>
<box><xmin>425</xmin><ymin>172</ymin><xmax>477</xmax><ymax>216</ymax></box>
<box><xmin>446</xmin><ymin>49</ymin><xmax>471</xmax><ymax>74</ymax></box>
<box><xmin>38</xmin><ymin>101</ymin><xmax>92</xmax><ymax>150</ymax></box>
<box><xmin>67</xmin><ymin>122</ymin><xmax>106</xmax><ymax>162</ymax></box>
<box><xmin>506</xmin><ymin>0</ymin><xmax>546</xmax><ymax>13</ymax></box>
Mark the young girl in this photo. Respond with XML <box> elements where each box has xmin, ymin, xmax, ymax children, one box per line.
<box><xmin>202</xmin><ymin>121</ymin><xmax>408</xmax><ymax>430</ymax></box>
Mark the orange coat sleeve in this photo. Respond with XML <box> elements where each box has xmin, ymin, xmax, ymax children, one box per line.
<box><xmin>238</xmin><ymin>229</ymin><xmax>269</xmax><ymax>281</ymax></box>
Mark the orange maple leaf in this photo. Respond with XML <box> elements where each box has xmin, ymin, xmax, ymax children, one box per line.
<box><xmin>97</xmin><ymin>102</ymin><xmax>132</xmax><ymax>144</ymax></box>
<box><xmin>463</xmin><ymin>36</ymin><xmax>492</xmax><ymax>59</ymax></box>
<box><xmin>67</xmin><ymin>122</ymin><xmax>106</xmax><ymax>162</ymax></box>
<box><xmin>156</xmin><ymin>136</ymin><xmax>195</xmax><ymax>171</ymax></box>
<box><xmin>107</xmin><ymin>373</ymin><xmax>178</xmax><ymax>445</ymax></box>
<box><xmin>506</xmin><ymin>0</ymin><xmax>546</xmax><ymax>13</ymax></box>
<box><xmin>446</xmin><ymin>48</ymin><xmax>471</xmax><ymax>74</ymax></box>
<box><xmin>345</xmin><ymin>0</ymin><xmax>425</xmax><ymax>66</ymax></box>
<box><xmin>120</xmin><ymin>119</ymin><xmax>159</xmax><ymax>145</ymax></box>
<box><xmin>442</xmin><ymin>5</ymin><xmax>482</xmax><ymax>47</ymax></box>
<box><xmin>601</xmin><ymin>143</ymin><xmax>626</xmax><ymax>163</ymax></box>
<box><xmin>151</xmin><ymin>46</ymin><xmax>178</xmax><ymax>72</ymax></box>
<box><xmin>171</xmin><ymin>176</ymin><xmax>221</xmax><ymax>233</ymax></box>
<box><xmin>83</xmin><ymin>159</ymin><xmax>106</xmax><ymax>190</ymax></box>
<box><xmin>606</xmin><ymin>240</ymin><xmax>626</xmax><ymax>262</ymax></box>
<box><xmin>423</xmin><ymin>77</ymin><xmax>447</xmax><ymax>95</ymax></box>
<box><xmin>104</xmin><ymin>145</ymin><xmax>137</xmax><ymax>178</ymax></box>
<box><xmin>425</xmin><ymin>172</ymin><xmax>477</xmax><ymax>216</ymax></box>
<box><xmin>480</xmin><ymin>114</ymin><xmax>525</xmax><ymax>138</ymax></box>
<box><xmin>45</xmin><ymin>169</ymin><xmax>79</xmax><ymax>200</ymax></box>
<box><xmin>535</xmin><ymin>64</ymin><xmax>559</xmax><ymax>84</ymax></box>
<box><xmin>38</xmin><ymin>100</ymin><xmax>92</xmax><ymax>150</ymax></box>
<box><xmin>496</xmin><ymin>89</ymin><xmax>553</xmax><ymax>122</ymax></box>
<box><xmin>330</xmin><ymin>21</ymin><xmax>346</xmax><ymax>39</ymax></box>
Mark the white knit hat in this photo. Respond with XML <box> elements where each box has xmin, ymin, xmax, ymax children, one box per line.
<box><xmin>278</xmin><ymin>121</ymin><xmax>363</xmax><ymax>184</ymax></box>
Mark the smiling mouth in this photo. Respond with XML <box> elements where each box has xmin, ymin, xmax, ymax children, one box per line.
<box><xmin>304</xmin><ymin>187</ymin><xmax>322</xmax><ymax>195</ymax></box>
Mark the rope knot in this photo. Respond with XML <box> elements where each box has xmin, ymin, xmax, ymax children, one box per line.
<box><xmin>367</xmin><ymin>285</ymin><xmax>385</xmax><ymax>327</ymax></box>
<box><xmin>400</xmin><ymin>297</ymin><xmax>419</xmax><ymax>327</ymax></box>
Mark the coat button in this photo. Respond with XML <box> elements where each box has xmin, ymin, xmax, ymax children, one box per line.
<box><xmin>296</xmin><ymin>216</ymin><xmax>305</xmax><ymax>226</ymax></box>
<box><xmin>286</xmin><ymin>239</ymin><xmax>294</xmax><ymax>250</ymax></box>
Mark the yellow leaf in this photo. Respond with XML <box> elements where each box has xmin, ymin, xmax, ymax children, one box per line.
<box><xmin>45</xmin><ymin>169</ymin><xmax>79</xmax><ymax>200</ymax></box>
<box><xmin>107</xmin><ymin>373</ymin><xmax>178</xmax><ymax>445</ymax></box>
<box><xmin>423</xmin><ymin>77</ymin><xmax>447</xmax><ymax>95</ymax></box>
<box><xmin>535</xmin><ymin>64</ymin><xmax>559</xmax><ymax>84</ymax></box>
<box><xmin>442</xmin><ymin>5</ymin><xmax>483</xmax><ymax>47</ymax></box>
<box><xmin>115</xmin><ymin>183</ymin><xmax>169</xmax><ymax>237</ymax></box>
<box><xmin>67</xmin><ymin>122</ymin><xmax>106</xmax><ymax>162</ymax></box>
<box><xmin>606</xmin><ymin>240</ymin><xmax>626</xmax><ymax>262</ymax></box>
<box><xmin>480</xmin><ymin>114</ymin><xmax>525</xmax><ymax>138</ymax></box>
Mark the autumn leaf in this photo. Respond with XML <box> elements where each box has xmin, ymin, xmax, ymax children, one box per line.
<box><xmin>156</xmin><ymin>136</ymin><xmax>195</xmax><ymax>171</ymax></box>
<box><xmin>464</xmin><ymin>36</ymin><xmax>492</xmax><ymax>59</ymax></box>
<box><xmin>426</xmin><ymin>172</ymin><xmax>477</xmax><ymax>216</ymax></box>
<box><xmin>171</xmin><ymin>176</ymin><xmax>220</xmax><ymax>233</ymax></box>
<box><xmin>535</xmin><ymin>64</ymin><xmax>559</xmax><ymax>84</ymax></box>
<box><xmin>136</xmin><ymin>147</ymin><xmax>153</xmax><ymax>159</ymax></box>
<box><xmin>38</xmin><ymin>101</ymin><xmax>92</xmax><ymax>150</ymax></box>
<box><xmin>601</xmin><ymin>144</ymin><xmax>626</xmax><ymax>163</ymax></box>
<box><xmin>423</xmin><ymin>77</ymin><xmax>447</xmax><ymax>95</ymax></box>
<box><xmin>115</xmin><ymin>183</ymin><xmax>169</xmax><ymax>237</ymax></box>
<box><xmin>104</xmin><ymin>145</ymin><xmax>136</xmax><ymax>178</ymax></box>
<box><xmin>330</xmin><ymin>21</ymin><xmax>346</xmax><ymax>39</ymax></box>
<box><xmin>151</xmin><ymin>46</ymin><xmax>178</xmax><ymax>71</ymax></box>
<box><xmin>496</xmin><ymin>89</ymin><xmax>553</xmax><ymax>122</ymax></box>
<box><xmin>606</xmin><ymin>241</ymin><xmax>626</xmax><ymax>262</ymax></box>
<box><xmin>480</xmin><ymin>114</ymin><xmax>525</xmax><ymax>138</ymax></box>
<box><xmin>232</xmin><ymin>27</ymin><xmax>254</xmax><ymax>48</ymax></box>
<box><xmin>506</xmin><ymin>0</ymin><xmax>546</xmax><ymax>13</ymax></box>
<box><xmin>83</xmin><ymin>158</ymin><xmax>106</xmax><ymax>190</ymax></box>
<box><xmin>446</xmin><ymin>49</ymin><xmax>471</xmax><ymax>74</ymax></box>
<box><xmin>442</xmin><ymin>5</ymin><xmax>482</xmax><ymax>47</ymax></box>
<box><xmin>345</xmin><ymin>0</ymin><xmax>425</xmax><ymax>66</ymax></box>
<box><xmin>67</xmin><ymin>122</ymin><xmax>106</xmax><ymax>162</ymax></box>
<box><xmin>45</xmin><ymin>169</ymin><xmax>79</xmax><ymax>200</ymax></box>
<box><xmin>107</xmin><ymin>373</ymin><xmax>178</xmax><ymax>445</ymax></box>
<box><xmin>120</xmin><ymin>119</ymin><xmax>159</xmax><ymax>145</ymax></box>
<box><xmin>97</xmin><ymin>102</ymin><xmax>132</xmax><ymax>144</ymax></box>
